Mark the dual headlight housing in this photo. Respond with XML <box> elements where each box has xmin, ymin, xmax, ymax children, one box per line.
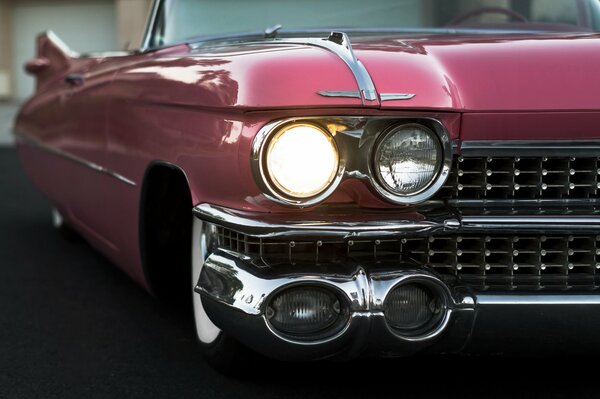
<box><xmin>253</xmin><ymin>118</ymin><xmax>451</xmax><ymax>206</ymax></box>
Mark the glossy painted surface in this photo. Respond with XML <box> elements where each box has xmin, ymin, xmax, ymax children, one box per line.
<box><xmin>356</xmin><ymin>33</ymin><xmax>600</xmax><ymax>111</ymax></box>
<box><xmin>15</xmin><ymin>30</ymin><xmax>600</xmax><ymax>289</ymax></box>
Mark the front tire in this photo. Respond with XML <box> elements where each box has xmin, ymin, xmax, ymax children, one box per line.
<box><xmin>191</xmin><ymin>217</ymin><xmax>248</xmax><ymax>373</ymax></box>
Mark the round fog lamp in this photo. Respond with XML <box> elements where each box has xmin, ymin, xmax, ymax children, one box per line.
<box><xmin>374</xmin><ymin>124</ymin><xmax>442</xmax><ymax>196</ymax></box>
<box><xmin>384</xmin><ymin>283</ymin><xmax>442</xmax><ymax>333</ymax></box>
<box><xmin>267</xmin><ymin>287</ymin><xmax>342</xmax><ymax>336</ymax></box>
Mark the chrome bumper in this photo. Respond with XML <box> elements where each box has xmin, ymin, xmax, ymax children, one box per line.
<box><xmin>195</xmin><ymin>248</ymin><xmax>476</xmax><ymax>360</ymax></box>
<box><xmin>195</xmin><ymin>248</ymin><xmax>600</xmax><ymax>360</ymax></box>
<box><xmin>193</xmin><ymin>204</ymin><xmax>600</xmax><ymax>359</ymax></box>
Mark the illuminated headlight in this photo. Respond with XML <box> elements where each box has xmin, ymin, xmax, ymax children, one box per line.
<box><xmin>265</xmin><ymin>123</ymin><xmax>339</xmax><ymax>199</ymax></box>
<box><xmin>374</xmin><ymin>124</ymin><xmax>442</xmax><ymax>196</ymax></box>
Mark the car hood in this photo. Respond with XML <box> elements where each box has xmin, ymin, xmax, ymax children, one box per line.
<box><xmin>131</xmin><ymin>32</ymin><xmax>600</xmax><ymax>112</ymax></box>
<box><xmin>352</xmin><ymin>32</ymin><xmax>600</xmax><ymax>112</ymax></box>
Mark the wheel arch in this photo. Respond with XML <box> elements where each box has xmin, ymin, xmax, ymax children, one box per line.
<box><xmin>139</xmin><ymin>160</ymin><xmax>194</xmax><ymax>305</ymax></box>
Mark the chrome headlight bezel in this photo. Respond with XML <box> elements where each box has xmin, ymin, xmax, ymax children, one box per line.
<box><xmin>251</xmin><ymin>117</ymin><xmax>452</xmax><ymax>207</ymax></box>
<box><xmin>252</xmin><ymin>120</ymin><xmax>345</xmax><ymax>206</ymax></box>
<box><xmin>370</xmin><ymin>123</ymin><xmax>450</xmax><ymax>204</ymax></box>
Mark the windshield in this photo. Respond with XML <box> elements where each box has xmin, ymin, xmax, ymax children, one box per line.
<box><xmin>151</xmin><ymin>0</ymin><xmax>600</xmax><ymax>47</ymax></box>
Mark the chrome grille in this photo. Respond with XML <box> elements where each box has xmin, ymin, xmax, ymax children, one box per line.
<box><xmin>438</xmin><ymin>156</ymin><xmax>600</xmax><ymax>201</ymax></box>
<box><xmin>216</xmin><ymin>227</ymin><xmax>600</xmax><ymax>288</ymax></box>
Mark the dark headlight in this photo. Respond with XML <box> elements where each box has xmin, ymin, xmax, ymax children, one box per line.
<box><xmin>266</xmin><ymin>286</ymin><xmax>344</xmax><ymax>338</ymax></box>
<box><xmin>384</xmin><ymin>283</ymin><xmax>443</xmax><ymax>334</ymax></box>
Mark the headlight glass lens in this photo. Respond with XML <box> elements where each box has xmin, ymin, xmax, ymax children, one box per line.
<box><xmin>266</xmin><ymin>124</ymin><xmax>339</xmax><ymax>198</ymax></box>
<box><xmin>375</xmin><ymin>124</ymin><xmax>441</xmax><ymax>196</ymax></box>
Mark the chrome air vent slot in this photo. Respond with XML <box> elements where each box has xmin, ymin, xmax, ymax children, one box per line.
<box><xmin>438</xmin><ymin>156</ymin><xmax>600</xmax><ymax>202</ymax></box>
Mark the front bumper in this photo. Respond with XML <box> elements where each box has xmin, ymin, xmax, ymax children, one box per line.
<box><xmin>193</xmin><ymin>204</ymin><xmax>600</xmax><ymax>360</ymax></box>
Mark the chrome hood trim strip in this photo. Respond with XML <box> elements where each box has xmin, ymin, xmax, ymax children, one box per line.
<box><xmin>379</xmin><ymin>93</ymin><xmax>416</xmax><ymax>101</ymax></box>
<box><xmin>317</xmin><ymin>90</ymin><xmax>362</xmax><ymax>99</ymax></box>
<box><xmin>16</xmin><ymin>132</ymin><xmax>136</xmax><ymax>187</ymax></box>
<box><xmin>317</xmin><ymin>91</ymin><xmax>416</xmax><ymax>102</ymax></box>
<box><xmin>276</xmin><ymin>32</ymin><xmax>379</xmax><ymax>104</ymax></box>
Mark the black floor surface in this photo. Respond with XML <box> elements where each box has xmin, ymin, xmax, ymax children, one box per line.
<box><xmin>0</xmin><ymin>146</ymin><xmax>598</xmax><ymax>398</ymax></box>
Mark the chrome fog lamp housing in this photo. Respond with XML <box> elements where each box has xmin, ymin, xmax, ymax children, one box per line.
<box><xmin>266</xmin><ymin>286</ymin><xmax>349</xmax><ymax>340</ymax></box>
<box><xmin>372</xmin><ymin>123</ymin><xmax>451</xmax><ymax>204</ymax></box>
<box><xmin>383</xmin><ymin>281</ymin><xmax>448</xmax><ymax>339</ymax></box>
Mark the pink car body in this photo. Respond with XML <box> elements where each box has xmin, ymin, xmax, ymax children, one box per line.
<box><xmin>15</xmin><ymin>1</ymin><xmax>600</xmax><ymax>361</ymax></box>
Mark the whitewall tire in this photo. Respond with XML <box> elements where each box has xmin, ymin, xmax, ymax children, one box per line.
<box><xmin>191</xmin><ymin>217</ymin><xmax>222</xmax><ymax>344</ymax></box>
<box><xmin>191</xmin><ymin>216</ymin><xmax>251</xmax><ymax>374</ymax></box>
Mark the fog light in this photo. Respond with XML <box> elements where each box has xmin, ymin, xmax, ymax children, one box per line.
<box><xmin>384</xmin><ymin>283</ymin><xmax>442</xmax><ymax>333</ymax></box>
<box><xmin>267</xmin><ymin>287</ymin><xmax>342</xmax><ymax>336</ymax></box>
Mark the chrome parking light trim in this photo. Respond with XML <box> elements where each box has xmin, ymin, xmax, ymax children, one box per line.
<box><xmin>460</xmin><ymin>140</ymin><xmax>600</xmax><ymax>157</ymax></box>
<box><xmin>16</xmin><ymin>133</ymin><xmax>136</xmax><ymax>187</ymax></box>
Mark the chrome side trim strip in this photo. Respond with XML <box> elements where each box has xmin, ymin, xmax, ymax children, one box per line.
<box><xmin>477</xmin><ymin>294</ymin><xmax>600</xmax><ymax>306</ymax></box>
<box><xmin>317</xmin><ymin>90</ymin><xmax>361</xmax><ymax>99</ymax></box>
<box><xmin>461</xmin><ymin>140</ymin><xmax>600</xmax><ymax>157</ymax></box>
<box><xmin>277</xmin><ymin>32</ymin><xmax>378</xmax><ymax>104</ymax></box>
<box><xmin>462</xmin><ymin>215</ymin><xmax>600</xmax><ymax>231</ymax></box>
<box><xmin>193</xmin><ymin>203</ymin><xmax>456</xmax><ymax>239</ymax></box>
<box><xmin>380</xmin><ymin>93</ymin><xmax>416</xmax><ymax>101</ymax></box>
<box><xmin>16</xmin><ymin>133</ymin><xmax>136</xmax><ymax>187</ymax></box>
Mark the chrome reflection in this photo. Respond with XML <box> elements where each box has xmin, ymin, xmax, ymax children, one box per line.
<box><xmin>194</xmin><ymin>247</ymin><xmax>469</xmax><ymax>344</ymax></box>
<box><xmin>15</xmin><ymin>132</ymin><xmax>136</xmax><ymax>186</ymax></box>
<box><xmin>251</xmin><ymin>116</ymin><xmax>453</xmax><ymax>207</ymax></box>
<box><xmin>192</xmin><ymin>203</ymin><xmax>457</xmax><ymax>238</ymax></box>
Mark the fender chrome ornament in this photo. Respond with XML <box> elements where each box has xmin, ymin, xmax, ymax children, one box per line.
<box><xmin>276</xmin><ymin>32</ymin><xmax>378</xmax><ymax>104</ymax></box>
<box><xmin>317</xmin><ymin>90</ymin><xmax>362</xmax><ymax>99</ymax></box>
<box><xmin>318</xmin><ymin>91</ymin><xmax>417</xmax><ymax>101</ymax></box>
<box><xmin>380</xmin><ymin>93</ymin><xmax>416</xmax><ymax>101</ymax></box>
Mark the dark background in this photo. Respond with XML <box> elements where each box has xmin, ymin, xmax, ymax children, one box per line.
<box><xmin>0</xmin><ymin>146</ymin><xmax>596</xmax><ymax>398</ymax></box>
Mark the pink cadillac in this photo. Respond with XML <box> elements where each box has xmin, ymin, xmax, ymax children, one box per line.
<box><xmin>15</xmin><ymin>0</ymin><xmax>600</xmax><ymax>371</ymax></box>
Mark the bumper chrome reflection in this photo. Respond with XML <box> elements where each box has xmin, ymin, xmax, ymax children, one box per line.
<box><xmin>192</xmin><ymin>206</ymin><xmax>600</xmax><ymax>359</ymax></box>
<box><xmin>192</xmin><ymin>203</ymin><xmax>458</xmax><ymax>239</ymax></box>
<box><xmin>193</xmin><ymin>203</ymin><xmax>600</xmax><ymax>239</ymax></box>
<box><xmin>194</xmin><ymin>248</ymin><xmax>475</xmax><ymax>359</ymax></box>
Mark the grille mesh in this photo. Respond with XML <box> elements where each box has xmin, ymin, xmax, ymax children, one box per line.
<box><xmin>438</xmin><ymin>156</ymin><xmax>600</xmax><ymax>201</ymax></box>
<box><xmin>216</xmin><ymin>227</ymin><xmax>600</xmax><ymax>288</ymax></box>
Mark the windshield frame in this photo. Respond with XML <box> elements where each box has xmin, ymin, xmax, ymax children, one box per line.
<box><xmin>139</xmin><ymin>0</ymin><xmax>600</xmax><ymax>52</ymax></box>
